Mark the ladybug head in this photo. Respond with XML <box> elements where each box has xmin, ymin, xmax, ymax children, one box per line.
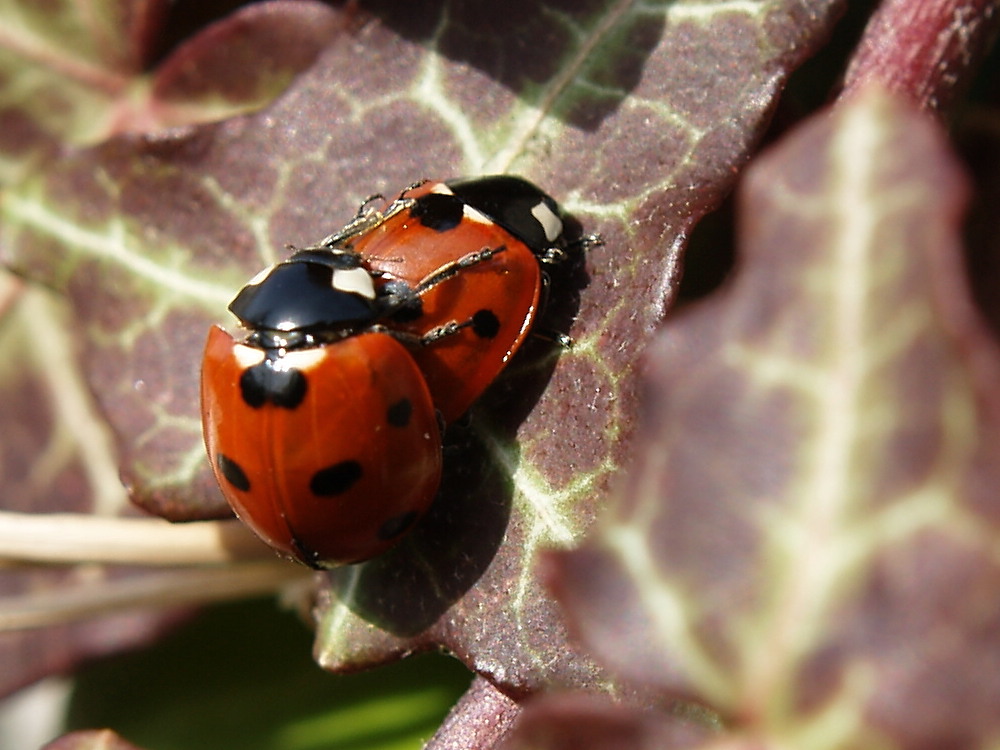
<box><xmin>229</xmin><ymin>250</ymin><xmax>381</xmax><ymax>349</ymax></box>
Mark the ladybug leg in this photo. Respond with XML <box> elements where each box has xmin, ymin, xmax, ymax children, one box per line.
<box><xmin>376</xmin><ymin>309</ymin><xmax>499</xmax><ymax>349</ymax></box>
<box><xmin>417</xmin><ymin>309</ymin><xmax>501</xmax><ymax>346</ymax></box>
<box><xmin>530</xmin><ymin>273</ymin><xmax>574</xmax><ymax>347</ymax></box>
<box><xmin>310</xmin><ymin>195</ymin><xmax>416</xmax><ymax>249</ymax></box>
<box><xmin>531</xmin><ymin>328</ymin><xmax>575</xmax><ymax>348</ymax></box>
<box><xmin>357</xmin><ymin>193</ymin><xmax>387</xmax><ymax>214</ymax></box>
<box><xmin>413</xmin><ymin>245</ymin><xmax>508</xmax><ymax>296</ymax></box>
<box><xmin>397</xmin><ymin>179</ymin><xmax>430</xmax><ymax>199</ymax></box>
<box><xmin>573</xmin><ymin>233</ymin><xmax>604</xmax><ymax>251</ymax></box>
<box><xmin>538</xmin><ymin>233</ymin><xmax>603</xmax><ymax>265</ymax></box>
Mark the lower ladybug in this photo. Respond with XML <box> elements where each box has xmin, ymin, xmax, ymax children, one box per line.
<box><xmin>201</xmin><ymin>247</ymin><xmax>442</xmax><ymax>567</ymax></box>
<box><xmin>201</xmin><ymin>176</ymin><xmax>575</xmax><ymax>567</ymax></box>
<box><xmin>201</xmin><ymin>328</ymin><xmax>442</xmax><ymax>567</ymax></box>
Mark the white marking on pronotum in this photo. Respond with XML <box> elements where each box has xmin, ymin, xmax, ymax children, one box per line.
<box><xmin>234</xmin><ymin>344</ymin><xmax>326</xmax><ymax>372</ymax></box>
<box><xmin>531</xmin><ymin>201</ymin><xmax>563</xmax><ymax>242</ymax></box>
<box><xmin>332</xmin><ymin>266</ymin><xmax>376</xmax><ymax>299</ymax></box>
<box><xmin>233</xmin><ymin>344</ymin><xmax>266</xmax><ymax>369</ymax></box>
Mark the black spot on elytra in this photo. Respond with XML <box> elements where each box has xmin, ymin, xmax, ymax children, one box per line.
<box><xmin>217</xmin><ymin>454</ymin><xmax>250</xmax><ymax>492</ymax></box>
<box><xmin>386</xmin><ymin>398</ymin><xmax>413</xmax><ymax>427</ymax></box>
<box><xmin>410</xmin><ymin>193</ymin><xmax>463</xmax><ymax>232</ymax></box>
<box><xmin>240</xmin><ymin>360</ymin><xmax>307</xmax><ymax>409</ymax></box>
<box><xmin>471</xmin><ymin>309</ymin><xmax>501</xmax><ymax>339</ymax></box>
<box><xmin>310</xmin><ymin>461</ymin><xmax>363</xmax><ymax>496</ymax></box>
<box><xmin>377</xmin><ymin>510</ymin><xmax>419</xmax><ymax>540</ymax></box>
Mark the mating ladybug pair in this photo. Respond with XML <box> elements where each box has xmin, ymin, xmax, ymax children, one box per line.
<box><xmin>201</xmin><ymin>176</ymin><xmax>577</xmax><ymax>567</ymax></box>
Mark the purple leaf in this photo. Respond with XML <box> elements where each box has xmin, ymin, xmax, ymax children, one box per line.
<box><xmin>0</xmin><ymin>0</ymin><xmax>339</xmax><ymax>701</ymax></box>
<box><xmin>0</xmin><ymin>0</ymin><xmax>340</xmax><ymax>181</ymax></box>
<box><xmin>549</xmin><ymin>88</ymin><xmax>1000</xmax><ymax>747</ymax></box>
<box><xmin>1</xmin><ymin>0</ymin><xmax>843</xmax><ymax>701</ymax></box>
<box><xmin>842</xmin><ymin>0</ymin><xmax>999</xmax><ymax>114</ymax></box>
<box><xmin>425</xmin><ymin>676</ymin><xmax>522</xmax><ymax>750</ymax></box>
<box><xmin>303</xmin><ymin>0</ymin><xmax>845</xmax><ymax>694</ymax></box>
<box><xmin>499</xmin><ymin>693</ymin><xmax>711</xmax><ymax>750</ymax></box>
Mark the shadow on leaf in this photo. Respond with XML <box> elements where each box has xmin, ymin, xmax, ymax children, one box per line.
<box><xmin>357</xmin><ymin>0</ymin><xmax>666</xmax><ymax>130</ymax></box>
<box><xmin>325</xmin><ymin>429</ymin><xmax>515</xmax><ymax>636</ymax></box>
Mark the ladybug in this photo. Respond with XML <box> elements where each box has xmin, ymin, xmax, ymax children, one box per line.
<box><xmin>201</xmin><ymin>176</ymin><xmax>574</xmax><ymax>567</ymax></box>
<box><xmin>201</xmin><ymin>248</ymin><xmax>442</xmax><ymax>567</ymax></box>
<box><xmin>315</xmin><ymin>175</ymin><xmax>570</xmax><ymax>423</ymax></box>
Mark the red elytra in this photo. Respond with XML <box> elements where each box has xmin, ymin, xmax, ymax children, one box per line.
<box><xmin>343</xmin><ymin>179</ymin><xmax>558</xmax><ymax>423</ymax></box>
<box><xmin>201</xmin><ymin>325</ymin><xmax>442</xmax><ymax>567</ymax></box>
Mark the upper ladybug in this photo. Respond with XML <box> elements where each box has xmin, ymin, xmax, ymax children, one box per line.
<box><xmin>316</xmin><ymin>175</ymin><xmax>570</xmax><ymax>422</ymax></box>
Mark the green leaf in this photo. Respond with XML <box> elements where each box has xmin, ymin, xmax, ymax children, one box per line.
<box><xmin>63</xmin><ymin>600</ymin><xmax>472</xmax><ymax>750</ymax></box>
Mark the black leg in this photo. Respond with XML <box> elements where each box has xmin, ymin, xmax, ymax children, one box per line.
<box><xmin>413</xmin><ymin>245</ymin><xmax>508</xmax><ymax>295</ymax></box>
